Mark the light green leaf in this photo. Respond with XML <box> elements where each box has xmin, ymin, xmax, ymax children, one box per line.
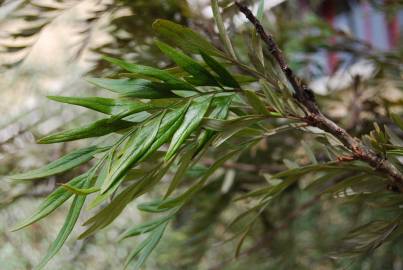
<box><xmin>261</xmin><ymin>80</ymin><xmax>286</xmax><ymax>114</ymax></box>
<box><xmin>10</xmin><ymin>146</ymin><xmax>104</xmax><ymax>180</ymax></box>
<box><xmin>61</xmin><ymin>184</ymin><xmax>100</xmax><ymax>195</ymax></box>
<box><xmin>301</xmin><ymin>140</ymin><xmax>318</xmax><ymax>164</ymax></box>
<box><xmin>251</xmin><ymin>0</ymin><xmax>265</xmax><ymax>69</ymax></box>
<box><xmin>165</xmin><ymin>97</ymin><xmax>212</xmax><ymax>160</ymax></box>
<box><xmin>211</xmin><ymin>0</ymin><xmax>237</xmax><ymax>59</ymax></box>
<box><xmin>139</xmin><ymin>105</ymin><xmax>189</xmax><ymax>160</ymax></box>
<box><xmin>196</xmin><ymin>95</ymin><xmax>233</xmax><ymax>152</ymax></box>
<box><xmin>101</xmin><ymin>113</ymin><xmax>164</xmax><ymax>193</ymax></box>
<box><xmin>37</xmin><ymin>118</ymin><xmax>134</xmax><ymax>144</ymax></box>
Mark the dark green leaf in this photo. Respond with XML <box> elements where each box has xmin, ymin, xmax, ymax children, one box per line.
<box><xmin>152</xmin><ymin>19</ymin><xmax>225</xmax><ymax>58</ymax></box>
<box><xmin>156</xmin><ymin>41</ymin><xmax>219</xmax><ymax>86</ymax></box>
<box><xmin>37</xmin><ymin>118</ymin><xmax>134</xmax><ymax>144</ymax></box>
<box><xmin>200</xmin><ymin>51</ymin><xmax>240</xmax><ymax>88</ymax></box>
<box><xmin>86</xmin><ymin>78</ymin><xmax>178</xmax><ymax>99</ymax></box>
<box><xmin>101</xmin><ymin>113</ymin><xmax>164</xmax><ymax>193</ymax></box>
<box><xmin>47</xmin><ymin>96</ymin><xmax>155</xmax><ymax>116</ymax></box>
<box><xmin>102</xmin><ymin>56</ymin><xmax>197</xmax><ymax>91</ymax></box>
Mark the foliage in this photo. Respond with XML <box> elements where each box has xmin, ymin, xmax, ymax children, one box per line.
<box><xmin>5</xmin><ymin>0</ymin><xmax>403</xmax><ymax>269</ymax></box>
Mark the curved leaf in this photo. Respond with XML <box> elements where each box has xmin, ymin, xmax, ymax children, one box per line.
<box><xmin>152</xmin><ymin>19</ymin><xmax>225</xmax><ymax>58</ymax></box>
<box><xmin>11</xmin><ymin>174</ymin><xmax>87</xmax><ymax>231</ymax></box>
<box><xmin>165</xmin><ymin>97</ymin><xmax>212</xmax><ymax>160</ymax></box>
<box><xmin>10</xmin><ymin>146</ymin><xmax>105</xmax><ymax>180</ymax></box>
<box><xmin>102</xmin><ymin>56</ymin><xmax>197</xmax><ymax>91</ymax></box>
<box><xmin>86</xmin><ymin>78</ymin><xmax>178</xmax><ymax>99</ymax></box>
<box><xmin>156</xmin><ymin>41</ymin><xmax>219</xmax><ymax>86</ymax></box>
<box><xmin>47</xmin><ymin>96</ymin><xmax>155</xmax><ymax>116</ymax></box>
<box><xmin>38</xmin><ymin>118</ymin><xmax>134</xmax><ymax>144</ymax></box>
<box><xmin>200</xmin><ymin>51</ymin><xmax>240</xmax><ymax>88</ymax></box>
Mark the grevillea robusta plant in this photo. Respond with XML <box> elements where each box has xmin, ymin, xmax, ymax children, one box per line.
<box><xmin>10</xmin><ymin>1</ymin><xmax>403</xmax><ymax>269</ymax></box>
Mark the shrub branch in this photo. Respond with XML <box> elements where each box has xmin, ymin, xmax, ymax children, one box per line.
<box><xmin>236</xmin><ymin>1</ymin><xmax>403</xmax><ymax>192</ymax></box>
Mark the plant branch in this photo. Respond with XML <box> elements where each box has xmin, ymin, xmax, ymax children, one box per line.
<box><xmin>235</xmin><ymin>2</ymin><xmax>403</xmax><ymax>192</ymax></box>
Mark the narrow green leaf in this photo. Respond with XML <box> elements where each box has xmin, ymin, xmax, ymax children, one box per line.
<box><xmin>391</xmin><ymin>113</ymin><xmax>403</xmax><ymax>130</ymax></box>
<box><xmin>119</xmin><ymin>213</ymin><xmax>174</xmax><ymax>241</ymax></box>
<box><xmin>124</xmin><ymin>222</ymin><xmax>167</xmax><ymax>270</ymax></box>
<box><xmin>156</xmin><ymin>41</ymin><xmax>219</xmax><ymax>86</ymax></box>
<box><xmin>203</xmin><ymin>115</ymin><xmax>265</xmax><ymax>132</ymax></box>
<box><xmin>79</xmin><ymin>181</ymin><xmax>140</xmax><ymax>239</ymax></box>
<box><xmin>251</xmin><ymin>0</ymin><xmax>265</xmax><ymax>69</ymax></box>
<box><xmin>10</xmin><ymin>146</ymin><xmax>104</xmax><ymax>180</ymax></box>
<box><xmin>195</xmin><ymin>95</ymin><xmax>233</xmax><ymax>152</ymax></box>
<box><xmin>261</xmin><ymin>80</ymin><xmax>285</xmax><ymax>114</ymax></box>
<box><xmin>139</xmin><ymin>105</ymin><xmax>189</xmax><ymax>160</ymax></box>
<box><xmin>211</xmin><ymin>0</ymin><xmax>237</xmax><ymax>59</ymax></box>
<box><xmin>243</xmin><ymin>90</ymin><xmax>270</xmax><ymax>115</ymax></box>
<box><xmin>102</xmin><ymin>56</ymin><xmax>197</xmax><ymax>91</ymax></box>
<box><xmin>165</xmin><ymin>97</ymin><xmax>212</xmax><ymax>160</ymax></box>
<box><xmin>152</xmin><ymin>19</ymin><xmax>225</xmax><ymax>58</ymax></box>
<box><xmin>86</xmin><ymin>78</ymin><xmax>178</xmax><ymax>99</ymax></box>
<box><xmin>100</xmin><ymin>105</ymin><xmax>187</xmax><ymax>195</ymax></box>
<box><xmin>37</xmin><ymin>118</ymin><xmax>134</xmax><ymax>144</ymax></box>
<box><xmin>164</xmin><ymin>146</ymin><xmax>197</xmax><ymax>197</ymax></box>
<box><xmin>101</xmin><ymin>113</ymin><xmax>164</xmax><ymax>193</ymax></box>
<box><xmin>47</xmin><ymin>96</ymin><xmax>155</xmax><ymax>116</ymax></box>
<box><xmin>34</xmin><ymin>192</ymin><xmax>87</xmax><ymax>269</ymax></box>
<box><xmin>272</xmin><ymin>162</ymin><xmax>373</xmax><ymax>179</ymax></box>
<box><xmin>139</xmin><ymin>146</ymin><xmax>246</xmax><ymax>212</ymax></box>
<box><xmin>61</xmin><ymin>184</ymin><xmax>100</xmax><ymax>195</ymax></box>
<box><xmin>80</xmin><ymin>161</ymin><xmax>173</xmax><ymax>239</ymax></box>
<box><xmin>11</xmin><ymin>174</ymin><xmax>86</xmax><ymax>231</ymax></box>
<box><xmin>301</xmin><ymin>140</ymin><xmax>318</xmax><ymax>164</ymax></box>
<box><xmin>200</xmin><ymin>51</ymin><xmax>240</xmax><ymax>88</ymax></box>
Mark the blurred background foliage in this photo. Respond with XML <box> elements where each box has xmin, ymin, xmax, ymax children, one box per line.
<box><xmin>0</xmin><ymin>0</ymin><xmax>402</xmax><ymax>269</ymax></box>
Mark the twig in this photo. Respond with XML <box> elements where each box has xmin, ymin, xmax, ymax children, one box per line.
<box><xmin>235</xmin><ymin>2</ymin><xmax>403</xmax><ymax>192</ymax></box>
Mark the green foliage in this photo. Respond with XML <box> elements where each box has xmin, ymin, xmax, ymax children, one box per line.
<box><xmin>8</xmin><ymin>2</ymin><xmax>403</xmax><ymax>269</ymax></box>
